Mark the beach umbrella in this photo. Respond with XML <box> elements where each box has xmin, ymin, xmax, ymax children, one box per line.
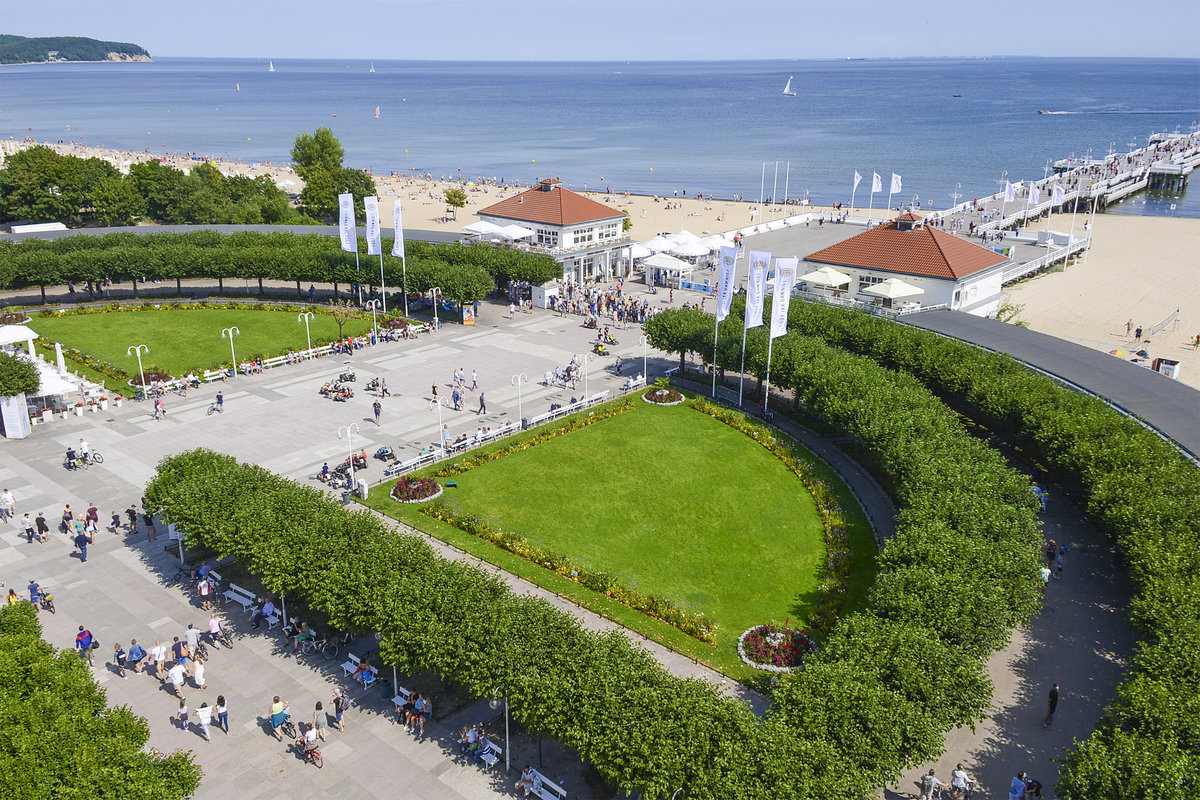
<box><xmin>1109</xmin><ymin>349</ymin><xmax>1128</xmax><ymax>357</ymax></box>
<box><xmin>700</xmin><ymin>234</ymin><xmax>735</xmax><ymax>251</ymax></box>
<box><xmin>498</xmin><ymin>224</ymin><xmax>536</xmax><ymax>240</ymax></box>
<box><xmin>669</xmin><ymin>230</ymin><xmax>703</xmax><ymax>246</ymax></box>
<box><xmin>630</xmin><ymin>243</ymin><xmax>653</xmax><ymax>259</ymax></box>
<box><xmin>860</xmin><ymin>277</ymin><xmax>924</xmax><ymax>299</ymax></box>
<box><xmin>668</xmin><ymin>241</ymin><xmax>710</xmax><ymax>258</ymax></box>
<box><xmin>797</xmin><ymin>266</ymin><xmax>852</xmax><ymax>287</ymax></box>
<box><xmin>642</xmin><ymin>235</ymin><xmax>675</xmax><ymax>252</ymax></box>
<box><xmin>463</xmin><ymin>221</ymin><xmax>505</xmax><ymax>236</ymax></box>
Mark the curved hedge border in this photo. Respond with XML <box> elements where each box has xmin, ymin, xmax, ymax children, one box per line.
<box><xmin>149</xmin><ymin>310</ymin><xmax>1039</xmax><ymax>798</ymax></box>
<box><xmin>774</xmin><ymin>299</ymin><xmax>1200</xmax><ymax>800</ymax></box>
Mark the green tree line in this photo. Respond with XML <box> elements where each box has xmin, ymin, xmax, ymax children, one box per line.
<box><xmin>147</xmin><ymin>306</ymin><xmax>1043</xmax><ymax>798</ymax></box>
<box><xmin>0</xmin><ymin>602</ymin><xmax>201</xmax><ymax>799</ymax></box>
<box><xmin>0</xmin><ymin>34</ymin><xmax>148</xmax><ymax>64</ymax></box>
<box><xmin>0</xmin><ymin>229</ymin><xmax>561</xmax><ymax>305</ymax></box>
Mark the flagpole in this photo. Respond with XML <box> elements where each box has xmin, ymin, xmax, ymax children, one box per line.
<box><xmin>354</xmin><ymin>250</ymin><xmax>362</xmax><ymax>305</ymax></box>
<box><xmin>378</xmin><ymin>252</ymin><xmax>387</xmax><ymax>314</ymax></box>
<box><xmin>711</xmin><ymin>312</ymin><xmax>719</xmax><ymax>397</ymax></box>
<box><xmin>401</xmin><ymin>256</ymin><xmax>409</xmax><ymax>316</ymax></box>
<box><xmin>999</xmin><ymin>171</ymin><xmax>1009</xmax><ymax>221</ymax></box>
<box><xmin>868</xmin><ymin>182</ymin><xmax>875</xmax><ymax>225</ymax></box>
<box><xmin>1022</xmin><ymin>183</ymin><xmax>1032</xmax><ymax>228</ymax></box>
<box><xmin>886</xmin><ymin>178</ymin><xmax>894</xmax><ymax>216</ymax></box>
<box><xmin>737</xmin><ymin>325</ymin><xmax>748</xmax><ymax>407</ymax></box>
<box><xmin>850</xmin><ymin>177</ymin><xmax>858</xmax><ymax>213</ymax></box>
<box><xmin>763</xmin><ymin>337</ymin><xmax>774</xmax><ymax>416</ymax></box>
<box><xmin>760</xmin><ymin>163</ymin><xmax>765</xmax><ymax>206</ymax></box>
<box><xmin>783</xmin><ymin>161</ymin><xmax>790</xmax><ymax>211</ymax></box>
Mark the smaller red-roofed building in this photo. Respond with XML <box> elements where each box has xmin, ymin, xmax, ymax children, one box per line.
<box><xmin>475</xmin><ymin>178</ymin><xmax>632</xmax><ymax>283</ymax></box>
<box><xmin>801</xmin><ymin>213</ymin><xmax>1012</xmax><ymax>316</ymax></box>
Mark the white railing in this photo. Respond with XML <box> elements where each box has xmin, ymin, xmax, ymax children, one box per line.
<box><xmin>1001</xmin><ymin>239</ymin><xmax>1088</xmax><ymax>284</ymax></box>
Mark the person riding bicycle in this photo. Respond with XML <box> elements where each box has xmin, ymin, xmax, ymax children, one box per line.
<box><xmin>78</xmin><ymin>439</ymin><xmax>90</xmax><ymax>463</ymax></box>
<box><xmin>65</xmin><ymin>447</ymin><xmax>79</xmax><ymax>470</ymax></box>
<box><xmin>299</xmin><ymin>722</ymin><xmax>320</xmax><ymax>756</ymax></box>
<box><xmin>215</xmin><ymin>392</ymin><xmax>224</xmax><ymax>411</ymax></box>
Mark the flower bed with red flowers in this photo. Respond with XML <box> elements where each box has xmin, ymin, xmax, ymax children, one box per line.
<box><xmin>737</xmin><ymin>621</ymin><xmax>816</xmax><ymax>672</ymax></box>
<box><xmin>129</xmin><ymin>371</ymin><xmax>173</xmax><ymax>387</ymax></box>
<box><xmin>641</xmin><ymin>387</ymin><xmax>684</xmax><ymax>406</ymax></box>
<box><xmin>390</xmin><ymin>477</ymin><xmax>443</xmax><ymax>503</ymax></box>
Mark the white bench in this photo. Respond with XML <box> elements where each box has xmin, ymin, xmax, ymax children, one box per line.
<box><xmin>391</xmin><ymin>685</ymin><xmax>412</xmax><ymax>717</ymax></box>
<box><xmin>529</xmin><ymin>769</ymin><xmax>567</xmax><ymax>800</ymax></box>
<box><xmin>223</xmin><ymin>582</ymin><xmax>256</xmax><ymax>612</ymax></box>
<box><xmin>341</xmin><ymin>652</ymin><xmax>378</xmax><ymax>691</ymax></box>
<box><xmin>620</xmin><ymin>376</ymin><xmax>646</xmax><ymax>393</ymax></box>
<box><xmin>479</xmin><ymin>739</ymin><xmax>502</xmax><ymax>771</ymax></box>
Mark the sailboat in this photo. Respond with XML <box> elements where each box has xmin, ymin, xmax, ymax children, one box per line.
<box><xmin>268</xmin><ymin>60</ymin><xmax>275</xmax><ymax>72</ymax></box>
<box><xmin>374</xmin><ymin>106</ymin><xmax>380</xmax><ymax>120</ymax></box>
<box><xmin>782</xmin><ymin>76</ymin><xmax>797</xmax><ymax>97</ymax></box>
<box><xmin>369</xmin><ymin>61</ymin><xmax>376</xmax><ymax>73</ymax></box>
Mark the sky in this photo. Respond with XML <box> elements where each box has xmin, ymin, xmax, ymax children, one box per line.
<box><xmin>5</xmin><ymin>0</ymin><xmax>1199</xmax><ymax>60</ymax></box>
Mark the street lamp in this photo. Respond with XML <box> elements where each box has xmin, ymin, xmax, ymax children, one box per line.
<box><xmin>429</xmin><ymin>398</ymin><xmax>445</xmax><ymax>454</ymax></box>
<box><xmin>949</xmin><ymin>183</ymin><xmax>962</xmax><ymax>208</ymax></box>
<box><xmin>297</xmin><ymin>312</ymin><xmax>314</xmax><ymax>360</ymax></box>
<box><xmin>489</xmin><ymin>694</ymin><xmax>510</xmax><ymax>773</ymax></box>
<box><xmin>365</xmin><ymin>299</ymin><xmax>381</xmax><ymax>340</ymax></box>
<box><xmin>430</xmin><ymin>287</ymin><xmax>441</xmax><ymax>330</ymax></box>
<box><xmin>581</xmin><ymin>352</ymin><xmax>589</xmax><ymax>399</ymax></box>
<box><xmin>640</xmin><ymin>333</ymin><xmax>649</xmax><ymax>381</ymax></box>
<box><xmin>221</xmin><ymin>326</ymin><xmax>240</xmax><ymax>378</ymax></box>
<box><xmin>127</xmin><ymin>344</ymin><xmax>149</xmax><ymax>398</ymax></box>
<box><xmin>338</xmin><ymin>423</ymin><xmax>360</xmax><ymax>497</ymax></box>
<box><xmin>511</xmin><ymin>372</ymin><xmax>528</xmax><ymax>425</ymax></box>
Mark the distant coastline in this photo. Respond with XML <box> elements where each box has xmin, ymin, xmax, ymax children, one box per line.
<box><xmin>0</xmin><ymin>34</ymin><xmax>149</xmax><ymax>65</ymax></box>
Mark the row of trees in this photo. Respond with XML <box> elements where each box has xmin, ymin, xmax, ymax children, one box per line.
<box><xmin>765</xmin><ymin>299</ymin><xmax>1200</xmax><ymax>799</ymax></box>
<box><xmin>0</xmin><ymin>34</ymin><xmax>148</xmax><ymax>64</ymax></box>
<box><xmin>0</xmin><ymin>603</ymin><xmax>200</xmax><ymax>799</ymax></box>
<box><xmin>0</xmin><ymin>229</ymin><xmax>561</xmax><ymax>305</ymax></box>
<box><xmin>0</xmin><ymin>146</ymin><xmax>312</xmax><ymax>227</ymax></box>
<box><xmin>147</xmin><ymin>299</ymin><xmax>1042</xmax><ymax>798</ymax></box>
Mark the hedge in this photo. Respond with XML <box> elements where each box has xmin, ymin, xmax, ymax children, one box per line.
<box><xmin>0</xmin><ymin>603</ymin><xmax>201</xmax><ymax>799</ymax></box>
<box><xmin>0</xmin><ymin>230</ymin><xmax>561</xmax><ymax>304</ymax></box>
<box><xmin>147</xmin><ymin>311</ymin><xmax>1040</xmax><ymax>797</ymax></box>
<box><xmin>772</xmin><ymin>299</ymin><xmax>1200</xmax><ymax>799</ymax></box>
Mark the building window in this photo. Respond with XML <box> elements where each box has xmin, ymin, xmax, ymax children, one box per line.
<box><xmin>858</xmin><ymin>275</ymin><xmax>885</xmax><ymax>292</ymax></box>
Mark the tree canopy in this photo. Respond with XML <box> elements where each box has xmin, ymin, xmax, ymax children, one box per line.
<box><xmin>0</xmin><ymin>351</ymin><xmax>40</xmax><ymax>397</ymax></box>
<box><xmin>290</xmin><ymin>128</ymin><xmax>374</xmax><ymax>220</ymax></box>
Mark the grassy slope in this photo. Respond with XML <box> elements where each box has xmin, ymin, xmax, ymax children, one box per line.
<box><xmin>28</xmin><ymin>309</ymin><xmax>372</xmax><ymax>376</ymax></box>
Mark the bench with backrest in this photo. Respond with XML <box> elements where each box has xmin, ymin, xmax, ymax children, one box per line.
<box><xmin>223</xmin><ymin>582</ymin><xmax>256</xmax><ymax>612</ymax></box>
<box><xmin>341</xmin><ymin>652</ymin><xmax>378</xmax><ymax>691</ymax></box>
<box><xmin>529</xmin><ymin>769</ymin><xmax>567</xmax><ymax>800</ymax></box>
<box><xmin>391</xmin><ymin>685</ymin><xmax>412</xmax><ymax>717</ymax></box>
<box><xmin>478</xmin><ymin>738</ymin><xmax>502</xmax><ymax>771</ymax></box>
<box><xmin>620</xmin><ymin>375</ymin><xmax>646</xmax><ymax>393</ymax></box>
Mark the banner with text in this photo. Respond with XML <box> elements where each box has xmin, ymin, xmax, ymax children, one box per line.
<box><xmin>769</xmin><ymin>257</ymin><xmax>797</xmax><ymax>339</ymax></box>
<box><xmin>392</xmin><ymin>200</ymin><xmax>406</xmax><ymax>258</ymax></box>
<box><xmin>744</xmin><ymin>250</ymin><xmax>771</xmax><ymax>329</ymax></box>
<box><xmin>716</xmin><ymin>245</ymin><xmax>738</xmax><ymax>322</ymax></box>
<box><xmin>364</xmin><ymin>196</ymin><xmax>382</xmax><ymax>256</ymax></box>
<box><xmin>338</xmin><ymin>193</ymin><xmax>356</xmax><ymax>253</ymax></box>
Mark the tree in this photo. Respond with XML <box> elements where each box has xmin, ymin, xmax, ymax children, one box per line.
<box><xmin>0</xmin><ymin>352</ymin><xmax>39</xmax><ymax>397</ymax></box>
<box><xmin>0</xmin><ymin>603</ymin><xmax>202</xmax><ymax>800</ymax></box>
<box><xmin>290</xmin><ymin>127</ymin><xmax>345</xmax><ymax>177</ymax></box>
<box><xmin>327</xmin><ymin>298</ymin><xmax>360</xmax><ymax>339</ymax></box>
<box><xmin>444</xmin><ymin>188</ymin><xmax>467</xmax><ymax>219</ymax></box>
<box><xmin>644</xmin><ymin>307</ymin><xmax>713</xmax><ymax>372</ymax></box>
<box><xmin>621</xmin><ymin>209</ymin><xmax>633</xmax><ymax>232</ymax></box>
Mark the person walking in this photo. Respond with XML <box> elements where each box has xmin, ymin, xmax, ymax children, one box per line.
<box><xmin>21</xmin><ymin>513</ymin><xmax>35</xmax><ymax>543</ymax></box>
<box><xmin>151</xmin><ymin>639</ymin><xmax>168</xmax><ymax>680</ymax></box>
<box><xmin>110</xmin><ymin>510</ymin><xmax>121</xmax><ymax>534</ymax></box>
<box><xmin>112</xmin><ymin>643</ymin><xmax>128</xmax><ymax>678</ymax></box>
<box><xmin>208</xmin><ymin>611</ymin><xmax>224</xmax><ymax>647</ymax></box>
<box><xmin>311</xmin><ymin>702</ymin><xmax>327</xmax><ymax>741</ymax></box>
<box><xmin>477</xmin><ymin>391</ymin><xmax>486</xmax><ymax>415</ymax></box>
<box><xmin>215</xmin><ymin>391</ymin><xmax>224</xmax><ymax>412</ymax></box>
<box><xmin>75</xmin><ymin>626</ymin><xmax>95</xmax><ymax>666</ymax></box>
<box><xmin>215</xmin><ymin>695</ymin><xmax>229</xmax><ymax>734</ymax></box>
<box><xmin>192</xmin><ymin>658</ymin><xmax>207</xmax><ymax>691</ymax></box>
<box><xmin>167</xmin><ymin>661</ymin><xmax>187</xmax><ymax>698</ymax></box>
<box><xmin>1009</xmin><ymin>772</ymin><xmax>1029</xmax><ymax>800</ymax></box>
<box><xmin>176</xmin><ymin>699</ymin><xmax>189</xmax><ymax>731</ymax></box>
<box><xmin>126</xmin><ymin>504</ymin><xmax>139</xmax><ymax>533</ymax></box>
<box><xmin>919</xmin><ymin>769</ymin><xmax>944</xmax><ymax>800</ymax></box>
<box><xmin>1043</xmin><ymin>683</ymin><xmax>1060</xmax><ymax>728</ymax></box>
<box><xmin>192</xmin><ymin>702</ymin><xmax>213</xmax><ymax>741</ymax></box>
<box><xmin>269</xmin><ymin>696</ymin><xmax>290</xmax><ymax>740</ymax></box>
<box><xmin>373</xmin><ymin>400</ymin><xmax>382</xmax><ymax>425</ymax></box>
<box><xmin>380</xmin><ymin>377</ymin><xmax>390</xmax><ymax>397</ymax></box>
<box><xmin>128</xmin><ymin>640</ymin><xmax>147</xmax><ymax>674</ymax></box>
<box><xmin>1</xmin><ymin>488</ymin><xmax>14</xmax><ymax>522</ymax></box>
<box><xmin>950</xmin><ymin>763</ymin><xmax>976</xmax><ymax>800</ymax></box>
<box><xmin>35</xmin><ymin>512</ymin><xmax>49</xmax><ymax>543</ymax></box>
<box><xmin>73</xmin><ymin>530</ymin><xmax>90</xmax><ymax>562</ymax></box>
<box><xmin>60</xmin><ymin>505</ymin><xmax>73</xmax><ymax>534</ymax></box>
<box><xmin>1134</xmin><ymin>326</ymin><xmax>1143</xmax><ymax>341</ymax></box>
<box><xmin>143</xmin><ymin>509</ymin><xmax>157</xmax><ymax>542</ymax></box>
<box><xmin>470</xmin><ymin>369</ymin><xmax>477</xmax><ymax>391</ymax></box>
<box><xmin>1125</xmin><ymin>318</ymin><xmax>1133</xmax><ymax>336</ymax></box>
<box><xmin>331</xmin><ymin>689</ymin><xmax>349</xmax><ymax>732</ymax></box>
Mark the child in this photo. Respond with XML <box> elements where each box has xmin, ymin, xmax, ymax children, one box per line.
<box><xmin>177</xmin><ymin>699</ymin><xmax>189</xmax><ymax>731</ymax></box>
<box><xmin>111</xmin><ymin>510</ymin><xmax>121</xmax><ymax>534</ymax></box>
<box><xmin>112</xmin><ymin>643</ymin><xmax>127</xmax><ymax>678</ymax></box>
<box><xmin>1055</xmin><ymin>544</ymin><xmax>1067</xmax><ymax>579</ymax></box>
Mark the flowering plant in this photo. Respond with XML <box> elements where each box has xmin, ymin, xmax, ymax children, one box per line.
<box><xmin>390</xmin><ymin>477</ymin><xmax>442</xmax><ymax>503</ymax></box>
<box><xmin>737</xmin><ymin>621</ymin><xmax>816</xmax><ymax>672</ymax></box>
<box><xmin>642</xmin><ymin>387</ymin><xmax>684</xmax><ymax>405</ymax></box>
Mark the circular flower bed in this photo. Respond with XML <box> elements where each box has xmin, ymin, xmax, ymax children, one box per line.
<box><xmin>0</xmin><ymin>312</ymin><xmax>32</xmax><ymax>325</ymax></box>
<box><xmin>641</xmin><ymin>387</ymin><xmax>685</xmax><ymax>406</ymax></box>
<box><xmin>128</xmin><ymin>371</ymin><xmax>173</xmax><ymax>387</ymax></box>
<box><xmin>390</xmin><ymin>477</ymin><xmax>443</xmax><ymax>504</ymax></box>
<box><xmin>737</xmin><ymin>622</ymin><xmax>816</xmax><ymax>673</ymax></box>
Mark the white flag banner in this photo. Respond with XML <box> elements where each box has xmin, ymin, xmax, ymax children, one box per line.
<box><xmin>392</xmin><ymin>199</ymin><xmax>406</xmax><ymax>258</ymax></box>
<box><xmin>769</xmin><ymin>257</ymin><xmax>798</xmax><ymax>340</ymax></box>
<box><xmin>364</xmin><ymin>196</ymin><xmax>382</xmax><ymax>256</ymax></box>
<box><xmin>338</xmin><ymin>193</ymin><xmax>356</xmax><ymax>253</ymax></box>
<box><xmin>716</xmin><ymin>245</ymin><xmax>738</xmax><ymax>323</ymax></box>
<box><xmin>1029</xmin><ymin>184</ymin><xmax>1041</xmax><ymax>205</ymax></box>
<box><xmin>744</xmin><ymin>251</ymin><xmax>771</xmax><ymax>330</ymax></box>
<box><xmin>1051</xmin><ymin>183</ymin><xmax>1065</xmax><ymax>205</ymax></box>
<box><xmin>1004</xmin><ymin>181</ymin><xmax>1016</xmax><ymax>203</ymax></box>
<box><xmin>853</xmin><ymin>171</ymin><xmax>862</xmax><ymax>190</ymax></box>
<box><xmin>890</xmin><ymin>173</ymin><xmax>902</xmax><ymax>194</ymax></box>
<box><xmin>871</xmin><ymin>172</ymin><xmax>882</xmax><ymax>193</ymax></box>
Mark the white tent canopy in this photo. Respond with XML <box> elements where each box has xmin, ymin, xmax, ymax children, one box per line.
<box><xmin>798</xmin><ymin>266</ymin><xmax>852</xmax><ymax>287</ymax></box>
<box><xmin>642</xmin><ymin>235</ymin><xmax>676</xmax><ymax>252</ymax></box>
<box><xmin>0</xmin><ymin>324</ymin><xmax>38</xmax><ymax>348</ymax></box>
<box><xmin>642</xmin><ymin>252</ymin><xmax>692</xmax><ymax>272</ymax></box>
<box><xmin>669</xmin><ymin>230</ymin><xmax>703</xmax><ymax>246</ymax></box>
<box><xmin>498</xmin><ymin>224</ymin><xmax>535</xmax><ymax>240</ymax></box>
<box><xmin>700</xmin><ymin>234</ymin><xmax>735</xmax><ymax>250</ymax></box>
<box><xmin>464</xmin><ymin>221</ymin><xmax>505</xmax><ymax>235</ymax></box>
<box><xmin>668</xmin><ymin>241</ymin><xmax>710</xmax><ymax>258</ymax></box>
<box><xmin>860</xmin><ymin>277</ymin><xmax>924</xmax><ymax>299</ymax></box>
<box><xmin>629</xmin><ymin>243</ymin><xmax>653</xmax><ymax>259</ymax></box>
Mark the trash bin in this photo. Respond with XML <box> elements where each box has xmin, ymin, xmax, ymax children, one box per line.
<box><xmin>341</xmin><ymin>490</ymin><xmax>352</xmax><ymax>505</ymax></box>
<box><xmin>521</xmin><ymin>417</ymin><xmax>530</xmax><ymax>430</ymax></box>
<box><xmin>379</xmin><ymin>677</ymin><xmax>393</xmax><ymax>702</ymax></box>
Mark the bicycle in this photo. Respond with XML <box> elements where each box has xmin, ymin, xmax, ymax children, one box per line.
<box><xmin>174</xmin><ymin>384</ymin><xmax>188</xmax><ymax>398</ymax></box>
<box><xmin>166</xmin><ymin>565</ymin><xmax>189</xmax><ymax>587</ymax></box>
<box><xmin>82</xmin><ymin>451</ymin><xmax>103</xmax><ymax>466</ymax></box>
<box><xmin>206</xmin><ymin>401</ymin><xmax>223</xmax><ymax>416</ymax></box>
<box><xmin>296</xmin><ymin>738</ymin><xmax>323</xmax><ymax>769</ymax></box>
<box><xmin>194</xmin><ymin>640</ymin><xmax>209</xmax><ymax>662</ymax></box>
<box><xmin>299</xmin><ymin>632</ymin><xmax>340</xmax><ymax>660</ymax></box>
<box><xmin>278</xmin><ymin>711</ymin><xmax>297</xmax><ymax>740</ymax></box>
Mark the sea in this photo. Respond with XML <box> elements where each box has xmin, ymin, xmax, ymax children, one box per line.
<box><xmin>2</xmin><ymin>56</ymin><xmax>1198</xmax><ymax>216</ymax></box>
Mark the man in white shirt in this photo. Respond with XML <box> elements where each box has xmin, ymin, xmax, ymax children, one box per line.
<box><xmin>167</xmin><ymin>661</ymin><xmax>187</xmax><ymax>698</ymax></box>
<box><xmin>951</xmin><ymin>763</ymin><xmax>975</xmax><ymax>799</ymax></box>
<box><xmin>78</xmin><ymin>439</ymin><xmax>90</xmax><ymax>460</ymax></box>
<box><xmin>185</xmin><ymin>624</ymin><xmax>201</xmax><ymax>653</ymax></box>
<box><xmin>1</xmin><ymin>488</ymin><xmax>14</xmax><ymax>522</ymax></box>
<box><xmin>151</xmin><ymin>640</ymin><xmax>168</xmax><ymax>679</ymax></box>
<box><xmin>251</xmin><ymin>597</ymin><xmax>276</xmax><ymax>629</ymax></box>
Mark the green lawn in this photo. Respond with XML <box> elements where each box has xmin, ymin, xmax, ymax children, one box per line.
<box><xmin>28</xmin><ymin>309</ymin><xmax>373</xmax><ymax>377</ymax></box>
<box><xmin>366</xmin><ymin>398</ymin><xmax>878</xmax><ymax>678</ymax></box>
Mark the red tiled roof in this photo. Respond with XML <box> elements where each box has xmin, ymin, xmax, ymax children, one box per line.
<box><xmin>477</xmin><ymin>183</ymin><xmax>626</xmax><ymax>227</ymax></box>
<box><xmin>803</xmin><ymin>217</ymin><xmax>1008</xmax><ymax>280</ymax></box>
